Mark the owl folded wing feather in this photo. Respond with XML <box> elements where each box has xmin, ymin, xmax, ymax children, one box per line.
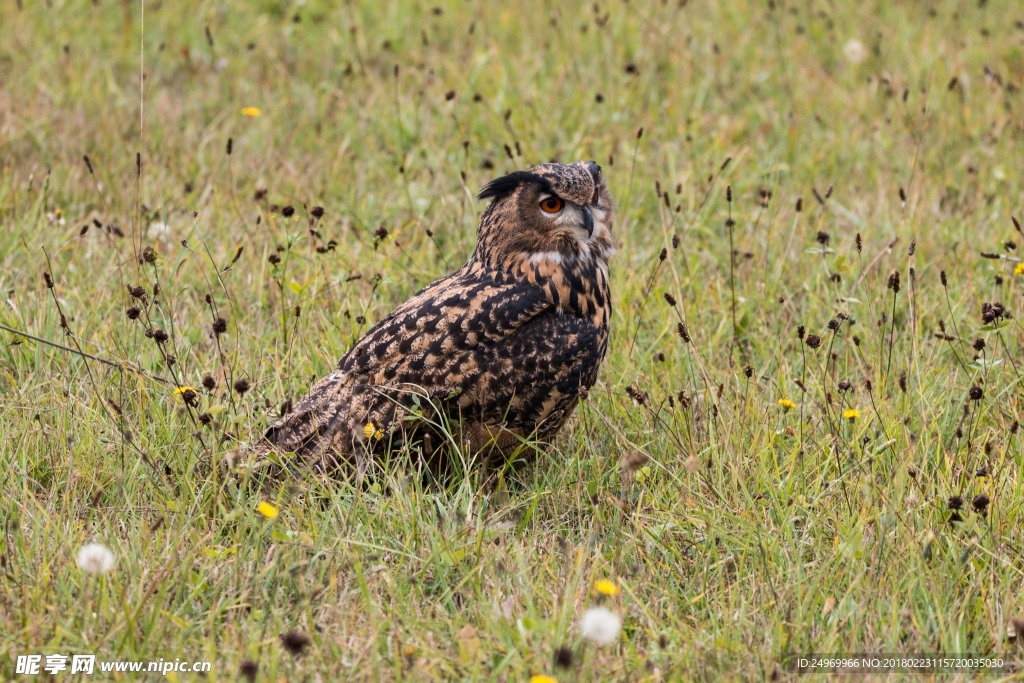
<box><xmin>259</xmin><ymin>267</ymin><xmax>558</xmax><ymax>461</ymax></box>
<box><xmin>341</xmin><ymin>268</ymin><xmax>553</xmax><ymax>378</ymax></box>
<box><xmin>420</xmin><ymin>310</ymin><xmax>605</xmax><ymax>448</ymax></box>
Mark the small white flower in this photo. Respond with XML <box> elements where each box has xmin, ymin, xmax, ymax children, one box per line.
<box><xmin>146</xmin><ymin>220</ymin><xmax>171</xmax><ymax>242</ymax></box>
<box><xmin>579</xmin><ymin>606</ymin><xmax>622</xmax><ymax>646</ymax></box>
<box><xmin>76</xmin><ymin>543</ymin><xmax>115</xmax><ymax>574</ymax></box>
<box><xmin>843</xmin><ymin>39</ymin><xmax>866</xmax><ymax>65</ymax></box>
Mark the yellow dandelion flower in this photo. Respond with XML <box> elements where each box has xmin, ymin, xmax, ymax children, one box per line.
<box><xmin>530</xmin><ymin>676</ymin><xmax>558</xmax><ymax>683</ymax></box>
<box><xmin>364</xmin><ymin>421</ymin><xmax>384</xmax><ymax>441</ymax></box>
<box><xmin>240</xmin><ymin>107</ymin><xmax>262</xmax><ymax>117</ymax></box>
<box><xmin>1015</xmin><ymin>263</ymin><xmax>1024</xmax><ymax>277</ymax></box>
<box><xmin>173</xmin><ymin>385</ymin><xmax>195</xmax><ymax>396</ymax></box>
<box><xmin>256</xmin><ymin>502</ymin><xmax>278</xmax><ymax>519</ymax></box>
<box><xmin>595</xmin><ymin>579</ymin><xmax>620</xmax><ymax>596</ymax></box>
<box><xmin>778</xmin><ymin>398</ymin><xmax>796</xmax><ymax>410</ymax></box>
<box><xmin>842</xmin><ymin>408</ymin><xmax>861</xmax><ymax>420</ymax></box>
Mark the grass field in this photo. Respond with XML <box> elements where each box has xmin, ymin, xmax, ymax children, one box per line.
<box><xmin>3</xmin><ymin>0</ymin><xmax>1024</xmax><ymax>680</ymax></box>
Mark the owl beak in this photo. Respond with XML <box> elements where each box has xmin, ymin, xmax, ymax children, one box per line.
<box><xmin>582</xmin><ymin>205</ymin><xmax>594</xmax><ymax>237</ymax></box>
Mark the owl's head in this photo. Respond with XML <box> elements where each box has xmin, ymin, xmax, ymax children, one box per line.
<box><xmin>473</xmin><ymin>160</ymin><xmax>614</xmax><ymax>269</ymax></box>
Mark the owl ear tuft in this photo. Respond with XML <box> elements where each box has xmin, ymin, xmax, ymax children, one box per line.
<box><xmin>477</xmin><ymin>171</ymin><xmax>552</xmax><ymax>201</ymax></box>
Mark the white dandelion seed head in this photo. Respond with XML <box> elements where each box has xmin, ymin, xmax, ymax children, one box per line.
<box><xmin>579</xmin><ymin>606</ymin><xmax>622</xmax><ymax>647</ymax></box>
<box><xmin>843</xmin><ymin>39</ymin><xmax>867</xmax><ymax>65</ymax></box>
<box><xmin>146</xmin><ymin>220</ymin><xmax>171</xmax><ymax>242</ymax></box>
<box><xmin>76</xmin><ymin>542</ymin><xmax>115</xmax><ymax>575</ymax></box>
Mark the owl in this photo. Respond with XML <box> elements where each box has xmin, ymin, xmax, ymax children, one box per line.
<box><xmin>257</xmin><ymin>160</ymin><xmax>614</xmax><ymax>473</ymax></box>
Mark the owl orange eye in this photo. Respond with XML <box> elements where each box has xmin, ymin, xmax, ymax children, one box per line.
<box><xmin>539</xmin><ymin>196</ymin><xmax>563</xmax><ymax>213</ymax></box>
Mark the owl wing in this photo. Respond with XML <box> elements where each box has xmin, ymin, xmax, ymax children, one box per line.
<box><xmin>356</xmin><ymin>300</ymin><xmax>605</xmax><ymax>454</ymax></box>
<box><xmin>340</xmin><ymin>266</ymin><xmax>552</xmax><ymax>380</ymax></box>
<box><xmin>429</xmin><ymin>309</ymin><xmax>606</xmax><ymax>445</ymax></box>
<box><xmin>260</xmin><ymin>266</ymin><xmax>555</xmax><ymax>461</ymax></box>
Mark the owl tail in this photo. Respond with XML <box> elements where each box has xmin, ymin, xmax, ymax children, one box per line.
<box><xmin>255</xmin><ymin>368</ymin><xmax>353</xmax><ymax>469</ymax></box>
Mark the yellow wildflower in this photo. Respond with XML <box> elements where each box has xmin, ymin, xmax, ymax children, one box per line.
<box><xmin>595</xmin><ymin>579</ymin><xmax>620</xmax><ymax>596</ymax></box>
<box><xmin>778</xmin><ymin>398</ymin><xmax>796</xmax><ymax>410</ymax></box>
<box><xmin>530</xmin><ymin>677</ymin><xmax>558</xmax><ymax>683</ymax></box>
<box><xmin>1015</xmin><ymin>262</ymin><xmax>1024</xmax><ymax>276</ymax></box>
<box><xmin>364</xmin><ymin>421</ymin><xmax>384</xmax><ymax>441</ymax></box>
<box><xmin>240</xmin><ymin>107</ymin><xmax>262</xmax><ymax>117</ymax></box>
<box><xmin>256</xmin><ymin>502</ymin><xmax>278</xmax><ymax>520</ymax></box>
<box><xmin>842</xmin><ymin>408</ymin><xmax>861</xmax><ymax>420</ymax></box>
<box><xmin>173</xmin><ymin>385</ymin><xmax>195</xmax><ymax>396</ymax></box>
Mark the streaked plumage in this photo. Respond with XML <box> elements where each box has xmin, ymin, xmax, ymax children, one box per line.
<box><xmin>257</xmin><ymin>160</ymin><xmax>614</xmax><ymax>473</ymax></box>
